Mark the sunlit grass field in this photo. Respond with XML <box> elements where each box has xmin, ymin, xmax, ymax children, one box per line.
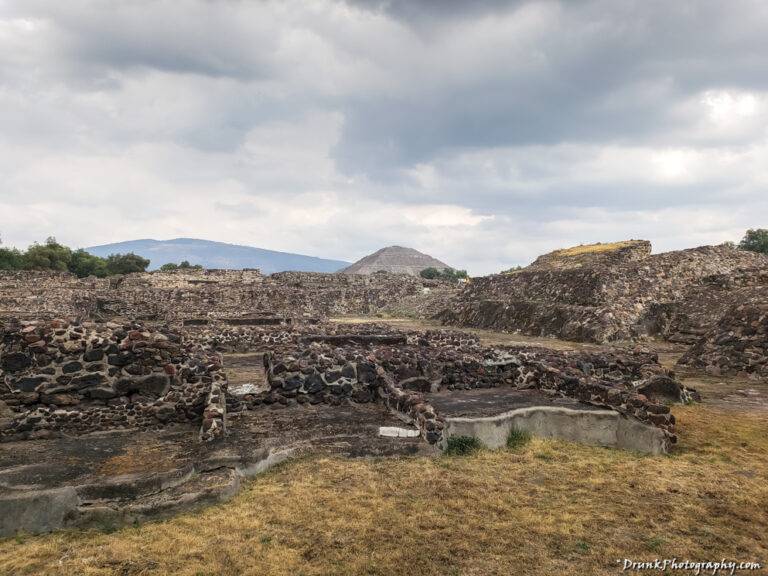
<box><xmin>1</xmin><ymin>405</ymin><xmax>766</xmax><ymax>575</ymax></box>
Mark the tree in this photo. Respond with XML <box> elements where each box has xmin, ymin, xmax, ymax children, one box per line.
<box><xmin>105</xmin><ymin>252</ymin><xmax>150</xmax><ymax>275</ymax></box>
<box><xmin>0</xmin><ymin>247</ymin><xmax>24</xmax><ymax>270</ymax></box>
<box><xmin>159</xmin><ymin>260</ymin><xmax>203</xmax><ymax>272</ymax></box>
<box><xmin>738</xmin><ymin>229</ymin><xmax>768</xmax><ymax>255</ymax></box>
<box><xmin>419</xmin><ymin>267</ymin><xmax>469</xmax><ymax>283</ymax></box>
<box><xmin>23</xmin><ymin>237</ymin><xmax>72</xmax><ymax>271</ymax></box>
<box><xmin>419</xmin><ymin>267</ymin><xmax>441</xmax><ymax>280</ymax></box>
<box><xmin>179</xmin><ymin>260</ymin><xmax>202</xmax><ymax>269</ymax></box>
<box><xmin>69</xmin><ymin>249</ymin><xmax>108</xmax><ymax>278</ymax></box>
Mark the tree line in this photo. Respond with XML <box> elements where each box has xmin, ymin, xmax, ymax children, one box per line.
<box><xmin>0</xmin><ymin>237</ymin><xmax>151</xmax><ymax>277</ymax></box>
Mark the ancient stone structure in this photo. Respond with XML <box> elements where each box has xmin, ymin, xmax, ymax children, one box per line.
<box><xmin>0</xmin><ymin>268</ymin><xmax>458</xmax><ymax>325</ymax></box>
<box><xmin>441</xmin><ymin>242</ymin><xmax>767</xmax><ymax>343</ymax></box>
<box><xmin>677</xmin><ymin>301</ymin><xmax>768</xmax><ymax>379</ymax></box>
<box><xmin>0</xmin><ymin>318</ymin><xmax>224</xmax><ymax>441</ymax></box>
<box><xmin>1</xmin><ymin>250</ymin><xmax>720</xmax><ymax>536</ymax></box>
<box><xmin>340</xmin><ymin>245</ymin><xmax>453</xmax><ymax>276</ymax></box>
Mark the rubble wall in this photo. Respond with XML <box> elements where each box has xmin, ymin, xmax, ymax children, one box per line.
<box><xmin>677</xmin><ymin>301</ymin><xmax>768</xmax><ymax>379</ymax></box>
<box><xmin>443</xmin><ymin>244</ymin><xmax>767</xmax><ymax>343</ymax></box>
<box><xmin>0</xmin><ymin>319</ymin><xmax>224</xmax><ymax>440</ymax></box>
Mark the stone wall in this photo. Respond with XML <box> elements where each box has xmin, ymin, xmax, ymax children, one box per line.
<box><xmin>677</xmin><ymin>301</ymin><xmax>768</xmax><ymax>379</ymax></box>
<box><xmin>225</xmin><ymin>328</ymin><xmax>687</xmax><ymax>443</ymax></box>
<box><xmin>0</xmin><ymin>319</ymin><xmax>224</xmax><ymax>440</ymax></box>
<box><xmin>0</xmin><ymin>269</ymin><xmax>458</xmax><ymax>324</ymax></box>
<box><xmin>442</xmin><ymin>243</ymin><xmax>768</xmax><ymax>343</ymax></box>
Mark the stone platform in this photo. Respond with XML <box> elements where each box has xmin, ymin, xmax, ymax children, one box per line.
<box><xmin>0</xmin><ymin>403</ymin><xmax>428</xmax><ymax>537</ymax></box>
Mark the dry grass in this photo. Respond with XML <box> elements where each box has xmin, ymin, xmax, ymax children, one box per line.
<box><xmin>1</xmin><ymin>406</ymin><xmax>766</xmax><ymax>575</ymax></box>
<box><xmin>549</xmin><ymin>240</ymin><xmax>642</xmax><ymax>258</ymax></box>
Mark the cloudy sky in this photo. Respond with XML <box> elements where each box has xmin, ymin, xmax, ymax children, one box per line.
<box><xmin>1</xmin><ymin>0</ymin><xmax>767</xmax><ymax>274</ymax></box>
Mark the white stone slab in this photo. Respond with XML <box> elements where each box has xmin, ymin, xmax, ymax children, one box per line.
<box><xmin>378</xmin><ymin>426</ymin><xmax>420</xmax><ymax>438</ymax></box>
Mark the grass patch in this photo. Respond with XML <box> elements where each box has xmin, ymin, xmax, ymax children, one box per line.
<box><xmin>506</xmin><ymin>428</ymin><xmax>532</xmax><ymax>450</ymax></box>
<box><xmin>550</xmin><ymin>240</ymin><xmax>642</xmax><ymax>258</ymax></box>
<box><xmin>645</xmin><ymin>535</ymin><xmax>666</xmax><ymax>553</ymax></box>
<box><xmin>1</xmin><ymin>406</ymin><xmax>767</xmax><ymax>576</ymax></box>
<box><xmin>443</xmin><ymin>435</ymin><xmax>483</xmax><ymax>456</ymax></box>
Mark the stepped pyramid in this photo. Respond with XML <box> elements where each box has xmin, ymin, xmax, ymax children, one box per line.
<box><xmin>340</xmin><ymin>246</ymin><xmax>452</xmax><ymax>276</ymax></box>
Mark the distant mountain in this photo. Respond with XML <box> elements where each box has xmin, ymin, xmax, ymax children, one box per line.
<box><xmin>340</xmin><ymin>246</ymin><xmax>452</xmax><ymax>276</ymax></box>
<box><xmin>85</xmin><ymin>238</ymin><xmax>350</xmax><ymax>275</ymax></box>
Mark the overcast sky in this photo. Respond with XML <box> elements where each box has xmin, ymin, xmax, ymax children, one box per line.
<box><xmin>1</xmin><ymin>0</ymin><xmax>767</xmax><ymax>274</ymax></box>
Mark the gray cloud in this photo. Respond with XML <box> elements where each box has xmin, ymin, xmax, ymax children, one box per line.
<box><xmin>0</xmin><ymin>0</ymin><xmax>766</xmax><ymax>275</ymax></box>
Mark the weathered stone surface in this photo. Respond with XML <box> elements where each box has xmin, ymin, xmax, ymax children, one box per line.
<box><xmin>0</xmin><ymin>487</ymin><xmax>79</xmax><ymax>537</ymax></box>
<box><xmin>1</xmin><ymin>351</ymin><xmax>31</xmax><ymax>373</ymax></box>
<box><xmin>441</xmin><ymin>242</ymin><xmax>767</xmax><ymax>343</ymax></box>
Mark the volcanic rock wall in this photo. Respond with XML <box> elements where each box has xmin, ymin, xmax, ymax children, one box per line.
<box><xmin>442</xmin><ymin>243</ymin><xmax>767</xmax><ymax>343</ymax></box>
<box><xmin>0</xmin><ymin>271</ymin><xmax>107</xmax><ymax>320</ymax></box>
<box><xmin>677</xmin><ymin>301</ymin><xmax>768</xmax><ymax>379</ymax></box>
<box><xmin>227</xmin><ymin>329</ymin><xmax>684</xmax><ymax>443</ymax></box>
<box><xmin>0</xmin><ymin>269</ymin><xmax>456</xmax><ymax>324</ymax></box>
<box><xmin>645</xmin><ymin>267</ymin><xmax>768</xmax><ymax>344</ymax></box>
<box><xmin>0</xmin><ymin>319</ymin><xmax>224</xmax><ymax>440</ymax></box>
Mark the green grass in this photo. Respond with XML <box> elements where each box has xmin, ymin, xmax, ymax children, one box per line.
<box><xmin>443</xmin><ymin>435</ymin><xmax>484</xmax><ymax>456</ymax></box>
<box><xmin>506</xmin><ymin>428</ymin><xmax>532</xmax><ymax>450</ymax></box>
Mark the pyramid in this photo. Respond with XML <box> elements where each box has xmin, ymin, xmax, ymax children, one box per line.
<box><xmin>340</xmin><ymin>246</ymin><xmax>453</xmax><ymax>276</ymax></box>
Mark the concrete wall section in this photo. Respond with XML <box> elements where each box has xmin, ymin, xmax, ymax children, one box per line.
<box><xmin>442</xmin><ymin>406</ymin><xmax>669</xmax><ymax>455</ymax></box>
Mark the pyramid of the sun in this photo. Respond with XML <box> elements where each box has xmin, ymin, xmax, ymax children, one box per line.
<box><xmin>340</xmin><ymin>246</ymin><xmax>452</xmax><ymax>276</ymax></box>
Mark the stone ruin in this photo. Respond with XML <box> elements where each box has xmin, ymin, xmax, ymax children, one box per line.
<box><xmin>678</xmin><ymin>301</ymin><xmax>768</xmax><ymax>379</ymax></box>
<box><xmin>440</xmin><ymin>241</ymin><xmax>768</xmax><ymax>345</ymax></box>
<box><xmin>3</xmin><ymin>240</ymin><xmax>765</xmax><ymax>536</ymax></box>
<box><xmin>0</xmin><ymin>318</ymin><xmax>225</xmax><ymax>442</ymax></box>
<box><xmin>1</xmin><ymin>315</ymin><xmax>688</xmax><ymax>449</ymax></box>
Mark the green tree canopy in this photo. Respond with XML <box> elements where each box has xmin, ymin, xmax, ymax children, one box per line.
<box><xmin>0</xmin><ymin>236</ymin><xmax>151</xmax><ymax>276</ymax></box>
<box><xmin>159</xmin><ymin>260</ymin><xmax>203</xmax><ymax>272</ymax></box>
<box><xmin>23</xmin><ymin>237</ymin><xmax>72</xmax><ymax>271</ymax></box>
<box><xmin>69</xmin><ymin>249</ymin><xmax>108</xmax><ymax>278</ymax></box>
<box><xmin>105</xmin><ymin>253</ymin><xmax>150</xmax><ymax>275</ymax></box>
<box><xmin>419</xmin><ymin>267</ymin><xmax>469</xmax><ymax>283</ymax></box>
<box><xmin>0</xmin><ymin>247</ymin><xmax>25</xmax><ymax>270</ymax></box>
<box><xmin>738</xmin><ymin>229</ymin><xmax>768</xmax><ymax>255</ymax></box>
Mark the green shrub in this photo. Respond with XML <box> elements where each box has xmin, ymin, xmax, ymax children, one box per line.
<box><xmin>506</xmin><ymin>428</ymin><xmax>532</xmax><ymax>450</ymax></box>
<box><xmin>23</xmin><ymin>237</ymin><xmax>72</xmax><ymax>271</ymax></box>
<box><xmin>69</xmin><ymin>249</ymin><xmax>108</xmax><ymax>278</ymax></box>
<box><xmin>419</xmin><ymin>267</ymin><xmax>469</xmax><ymax>283</ymax></box>
<box><xmin>104</xmin><ymin>252</ymin><xmax>150</xmax><ymax>275</ymax></box>
<box><xmin>444</xmin><ymin>435</ymin><xmax>483</xmax><ymax>456</ymax></box>
<box><xmin>160</xmin><ymin>260</ymin><xmax>203</xmax><ymax>272</ymax></box>
<box><xmin>739</xmin><ymin>228</ymin><xmax>768</xmax><ymax>255</ymax></box>
<box><xmin>0</xmin><ymin>247</ymin><xmax>24</xmax><ymax>270</ymax></box>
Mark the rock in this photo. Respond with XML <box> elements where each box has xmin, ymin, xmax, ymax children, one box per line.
<box><xmin>71</xmin><ymin>373</ymin><xmax>106</xmax><ymax>389</ymax></box>
<box><xmin>83</xmin><ymin>348</ymin><xmax>105</xmax><ymax>362</ymax></box>
<box><xmin>86</xmin><ymin>385</ymin><xmax>118</xmax><ymax>400</ymax></box>
<box><xmin>137</xmin><ymin>374</ymin><xmax>170</xmax><ymax>397</ymax></box>
<box><xmin>61</xmin><ymin>361</ymin><xmax>83</xmax><ymax>374</ymax></box>
<box><xmin>107</xmin><ymin>351</ymin><xmax>135</xmax><ymax>367</ymax></box>
<box><xmin>151</xmin><ymin>403</ymin><xmax>177</xmax><ymax>423</ymax></box>
<box><xmin>636</xmin><ymin>375</ymin><xmax>684</xmax><ymax>403</ymax></box>
<box><xmin>39</xmin><ymin>394</ymin><xmax>80</xmax><ymax>406</ymax></box>
<box><xmin>1</xmin><ymin>351</ymin><xmax>31</xmax><ymax>373</ymax></box>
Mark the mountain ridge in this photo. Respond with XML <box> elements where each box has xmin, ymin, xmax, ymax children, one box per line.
<box><xmin>85</xmin><ymin>238</ymin><xmax>349</xmax><ymax>275</ymax></box>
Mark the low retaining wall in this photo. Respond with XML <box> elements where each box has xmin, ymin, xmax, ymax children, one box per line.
<box><xmin>442</xmin><ymin>406</ymin><xmax>670</xmax><ymax>455</ymax></box>
<box><xmin>0</xmin><ymin>447</ymin><xmax>292</xmax><ymax>537</ymax></box>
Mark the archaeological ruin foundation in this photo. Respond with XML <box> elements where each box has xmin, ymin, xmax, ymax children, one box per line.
<box><xmin>1</xmin><ymin>240</ymin><xmax>766</xmax><ymax>536</ymax></box>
